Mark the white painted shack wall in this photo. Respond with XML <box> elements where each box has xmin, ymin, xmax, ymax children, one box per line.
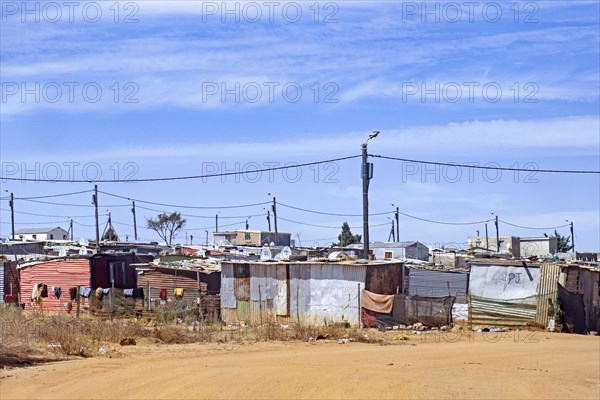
<box><xmin>220</xmin><ymin>263</ymin><xmax>236</xmax><ymax>308</ymax></box>
<box><xmin>469</xmin><ymin>264</ymin><xmax>540</xmax><ymax>300</ymax></box>
<box><xmin>222</xmin><ymin>262</ymin><xmax>367</xmax><ymax>326</ymax></box>
<box><xmin>304</xmin><ymin>264</ymin><xmax>366</xmax><ymax>325</ymax></box>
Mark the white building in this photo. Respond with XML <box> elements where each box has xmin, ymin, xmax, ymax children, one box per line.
<box><xmin>371</xmin><ymin>241</ymin><xmax>430</xmax><ymax>261</ymax></box>
<box><xmin>519</xmin><ymin>237</ymin><xmax>558</xmax><ymax>257</ymax></box>
<box><xmin>13</xmin><ymin>227</ymin><xmax>69</xmax><ymax>241</ymax></box>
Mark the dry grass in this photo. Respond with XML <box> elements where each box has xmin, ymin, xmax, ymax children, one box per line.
<box><xmin>1</xmin><ymin>305</ymin><xmax>401</xmax><ymax>368</ymax></box>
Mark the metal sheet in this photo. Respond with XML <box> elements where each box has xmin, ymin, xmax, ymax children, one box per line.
<box><xmin>19</xmin><ymin>258</ymin><xmax>90</xmax><ymax>313</ymax></box>
<box><xmin>534</xmin><ymin>263</ymin><xmax>561</xmax><ymax>327</ymax></box>
<box><xmin>470</xmin><ymin>264</ymin><xmax>540</xmax><ymax>300</ymax></box>
<box><xmin>233</xmin><ymin>263</ymin><xmax>250</xmax><ymax>301</ymax></box>
<box><xmin>405</xmin><ymin>268</ymin><xmax>468</xmax><ymax>299</ymax></box>
<box><xmin>469</xmin><ymin>263</ymin><xmax>541</xmax><ymax>327</ymax></box>
<box><xmin>220</xmin><ymin>263</ymin><xmax>236</xmax><ymax>308</ymax></box>
<box><xmin>137</xmin><ymin>266</ymin><xmax>219</xmax><ymax>304</ymax></box>
<box><xmin>222</xmin><ymin>261</ymin><xmax>369</xmax><ymax>326</ymax></box>
<box><xmin>470</xmin><ymin>295</ymin><xmax>538</xmax><ymax>327</ymax></box>
<box><xmin>275</xmin><ymin>264</ymin><xmax>288</xmax><ymax>315</ymax></box>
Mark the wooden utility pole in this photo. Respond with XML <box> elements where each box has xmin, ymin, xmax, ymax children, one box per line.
<box><xmin>272</xmin><ymin>197</ymin><xmax>278</xmax><ymax>244</ymax></box>
<box><xmin>9</xmin><ymin>192</ymin><xmax>15</xmax><ymax>240</ymax></box>
<box><xmin>93</xmin><ymin>185</ymin><xmax>100</xmax><ymax>251</ymax></box>
<box><xmin>395</xmin><ymin>206</ymin><xmax>399</xmax><ymax>242</ymax></box>
<box><xmin>131</xmin><ymin>201</ymin><xmax>138</xmax><ymax>241</ymax></box>
<box><xmin>495</xmin><ymin>215</ymin><xmax>500</xmax><ymax>252</ymax></box>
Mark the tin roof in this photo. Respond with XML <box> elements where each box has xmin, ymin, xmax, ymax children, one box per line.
<box><xmin>14</xmin><ymin>227</ymin><xmax>67</xmax><ymax>234</ymax></box>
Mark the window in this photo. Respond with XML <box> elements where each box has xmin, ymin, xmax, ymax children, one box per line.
<box><xmin>50</xmin><ymin>234</ymin><xmax>54</xmax><ymax>240</ymax></box>
<box><xmin>32</xmin><ymin>234</ymin><xmax>37</xmax><ymax>239</ymax></box>
<box><xmin>384</xmin><ymin>251</ymin><xmax>393</xmax><ymax>259</ymax></box>
<box><xmin>244</xmin><ymin>233</ymin><xmax>251</xmax><ymax>240</ymax></box>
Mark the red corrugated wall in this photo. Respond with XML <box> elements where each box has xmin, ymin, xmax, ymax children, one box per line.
<box><xmin>19</xmin><ymin>258</ymin><xmax>90</xmax><ymax>313</ymax></box>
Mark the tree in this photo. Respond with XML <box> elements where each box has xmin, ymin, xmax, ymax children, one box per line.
<box><xmin>338</xmin><ymin>222</ymin><xmax>361</xmax><ymax>246</ymax></box>
<box><xmin>146</xmin><ymin>212</ymin><xmax>187</xmax><ymax>245</ymax></box>
<box><xmin>544</xmin><ymin>229</ymin><xmax>573</xmax><ymax>252</ymax></box>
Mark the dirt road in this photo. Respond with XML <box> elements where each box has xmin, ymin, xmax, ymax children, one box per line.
<box><xmin>1</xmin><ymin>332</ymin><xmax>599</xmax><ymax>399</ymax></box>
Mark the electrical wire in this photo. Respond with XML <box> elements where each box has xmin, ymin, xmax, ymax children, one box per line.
<box><xmin>186</xmin><ymin>220</ymin><xmax>247</xmax><ymax>231</ymax></box>
<box><xmin>370</xmin><ymin>154</ymin><xmax>600</xmax><ymax>174</ymax></box>
<box><xmin>1</xmin><ymin>220</ymin><xmax>70</xmax><ymax>225</ymax></box>
<box><xmin>278</xmin><ymin>202</ymin><xmax>394</xmax><ymax>217</ymax></box>
<box><xmin>499</xmin><ymin>220</ymin><xmax>571</xmax><ymax>230</ymax></box>
<box><xmin>101</xmin><ymin>191</ymin><xmax>271</xmax><ymax>210</ymax></box>
<box><xmin>136</xmin><ymin>204</ymin><xmax>265</xmax><ymax>219</ymax></box>
<box><xmin>399</xmin><ymin>212</ymin><xmax>492</xmax><ymax>226</ymax></box>
<box><xmin>278</xmin><ymin>216</ymin><xmax>389</xmax><ymax>229</ymax></box>
<box><xmin>13</xmin><ymin>190</ymin><xmax>93</xmax><ymax>200</ymax></box>
<box><xmin>0</xmin><ymin>207</ymin><xmax>95</xmax><ymax>218</ymax></box>
<box><xmin>0</xmin><ymin>155</ymin><xmax>362</xmax><ymax>182</ymax></box>
<box><xmin>19</xmin><ymin>199</ymin><xmax>130</xmax><ymax>207</ymax></box>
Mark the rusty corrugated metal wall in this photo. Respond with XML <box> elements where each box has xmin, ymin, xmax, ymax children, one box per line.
<box><xmin>139</xmin><ymin>268</ymin><xmax>205</xmax><ymax>300</ymax></box>
<box><xmin>534</xmin><ymin>263</ymin><xmax>561</xmax><ymax>327</ymax></box>
<box><xmin>563</xmin><ymin>266</ymin><xmax>600</xmax><ymax>332</ymax></box>
<box><xmin>19</xmin><ymin>258</ymin><xmax>90</xmax><ymax>313</ymax></box>
<box><xmin>3</xmin><ymin>261</ymin><xmax>19</xmax><ymax>303</ymax></box>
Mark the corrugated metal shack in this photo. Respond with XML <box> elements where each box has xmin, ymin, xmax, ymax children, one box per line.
<box><xmin>137</xmin><ymin>261</ymin><xmax>221</xmax><ymax>318</ymax></box>
<box><xmin>561</xmin><ymin>265</ymin><xmax>600</xmax><ymax>332</ymax></box>
<box><xmin>221</xmin><ymin>260</ymin><xmax>403</xmax><ymax>326</ymax></box>
<box><xmin>18</xmin><ymin>254</ymin><xmax>141</xmax><ymax>314</ymax></box>
<box><xmin>403</xmin><ymin>265</ymin><xmax>470</xmax><ymax>322</ymax></box>
<box><xmin>467</xmin><ymin>260</ymin><xmax>566</xmax><ymax>328</ymax></box>
<box><xmin>19</xmin><ymin>257</ymin><xmax>91</xmax><ymax>313</ymax></box>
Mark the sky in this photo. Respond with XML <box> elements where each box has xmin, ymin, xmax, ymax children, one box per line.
<box><xmin>1</xmin><ymin>1</ymin><xmax>599</xmax><ymax>251</ymax></box>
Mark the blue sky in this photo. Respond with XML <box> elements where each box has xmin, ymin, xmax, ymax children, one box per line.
<box><xmin>1</xmin><ymin>1</ymin><xmax>599</xmax><ymax>250</ymax></box>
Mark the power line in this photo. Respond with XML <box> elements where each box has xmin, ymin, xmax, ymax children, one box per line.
<box><xmin>0</xmin><ymin>207</ymin><xmax>95</xmax><ymax>218</ymax></box>
<box><xmin>0</xmin><ymin>156</ymin><xmax>362</xmax><ymax>183</ymax></box>
<box><xmin>371</xmin><ymin>154</ymin><xmax>600</xmax><ymax>174</ymax></box>
<box><xmin>399</xmin><ymin>212</ymin><xmax>492</xmax><ymax>226</ymax></box>
<box><xmin>101</xmin><ymin>191</ymin><xmax>271</xmax><ymax>210</ymax></box>
<box><xmin>186</xmin><ymin>220</ymin><xmax>247</xmax><ymax>231</ymax></box>
<box><xmin>13</xmin><ymin>190</ymin><xmax>93</xmax><ymax>200</ymax></box>
<box><xmin>19</xmin><ymin>199</ymin><xmax>129</xmax><ymax>208</ymax></box>
<box><xmin>136</xmin><ymin>204</ymin><xmax>265</xmax><ymax>219</ymax></box>
<box><xmin>1</xmin><ymin>220</ymin><xmax>70</xmax><ymax>225</ymax></box>
<box><xmin>499</xmin><ymin>220</ymin><xmax>571</xmax><ymax>230</ymax></box>
<box><xmin>279</xmin><ymin>216</ymin><xmax>389</xmax><ymax>230</ymax></box>
<box><xmin>278</xmin><ymin>202</ymin><xmax>394</xmax><ymax>217</ymax></box>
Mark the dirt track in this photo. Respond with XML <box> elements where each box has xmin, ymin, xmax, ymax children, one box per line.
<box><xmin>1</xmin><ymin>332</ymin><xmax>599</xmax><ymax>400</ymax></box>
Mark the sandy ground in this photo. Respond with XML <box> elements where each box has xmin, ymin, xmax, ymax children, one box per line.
<box><xmin>1</xmin><ymin>331</ymin><xmax>599</xmax><ymax>400</ymax></box>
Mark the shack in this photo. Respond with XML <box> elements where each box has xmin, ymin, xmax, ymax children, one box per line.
<box><xmin>220</xmin><ymin>260</ymin><xmax>403</xmax><ymax>326</ymax></box>
<box><xmin>18</xmin><ymin>254</ymin><xmax>141</xmax><ymax>313</ymax></box>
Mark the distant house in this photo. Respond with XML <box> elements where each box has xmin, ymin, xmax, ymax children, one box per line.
<box><xmin>213</xmin><ymin>231</ymin><xmax>237</xmax><ymax>246</ymax></box>
<box><xmin>213</xmin><ymin>230</ymin><xmax>292</xmax><ymax>247</ymax></box>
<box><xmin>519</xmin><ymin>237</ymin><xmax>558</xmax><ymax>257</ymax></box>
<box><xmin>13</xmin><ymin>227</ymin><xmax>69</xmax><ymax>241</ymax></box>
<box><xmin>371</xmin><ymin>241</ymin><xmax>429</xmax><ymax>261</ymax></box>
<box><xmin>467</xmin><ymin>236</ymin><xmax>520</xmax><ymax>256</ymax></box>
